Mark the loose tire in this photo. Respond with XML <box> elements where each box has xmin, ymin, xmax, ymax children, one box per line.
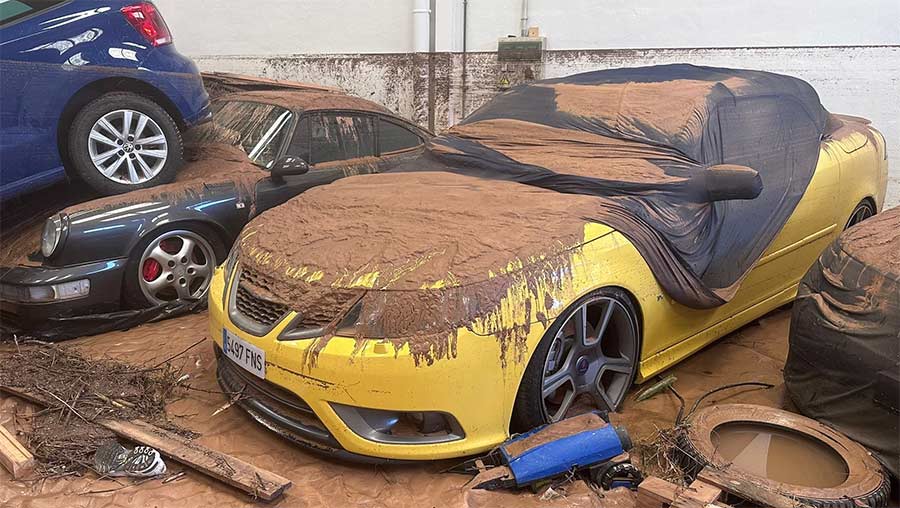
<box><xmin>123</xmin><ymin>224</ymin><xmax>225</xmax><ymax>308</ymax></box>
<box><xmin>676</xmin><ymin>404</ymin><xmax>891</xmax><ymax>508</ymax></box>
<box><xmin>69</xmin><ymin>92</ymin><xmax>183</xmax><ymax>195</ymax></box>
<box><xmin>511</xmin><ymin>288</ymin><xmax>640</xmax><ymax>432</ymax></box>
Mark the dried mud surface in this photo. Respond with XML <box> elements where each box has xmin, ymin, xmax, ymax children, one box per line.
<box><xmin>839</xmin><ymin>205</ymin><xmax>900</xmax><ymax>279</ymax></box>
<box><xmin>0</xmin><ymin>308</ymin><xmax>796</xmax><ymax>508</ymax></box>
<box><xmin>65</xmin><ymin>143</ymin><xmax>265</xmax><ymax>215</ymax></box>
<box><xmin>448</xmin><ymin>119</ymin><xmax>689</xmax><ymax>183</ymax></box>
<box><xmin>542</xmin><ymin>77</ymin><xmax>749</xmax><ymax>150</ymax></box>
<box><xmin>237</xmin><ymin>171</ymin><xmax>605</xmax><ymax>364</ymax></box>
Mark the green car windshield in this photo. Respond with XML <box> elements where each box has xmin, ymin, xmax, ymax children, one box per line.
<box><xmin>191</xmin><ymin>101</ymin><xmax>294</xmax><ymax>169</ymax></box>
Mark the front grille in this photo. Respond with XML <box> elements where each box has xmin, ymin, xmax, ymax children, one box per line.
<box><xmin>232</xmin><ymin>270</ymin><xmax>289</xmax><ymax>329</ymax></box>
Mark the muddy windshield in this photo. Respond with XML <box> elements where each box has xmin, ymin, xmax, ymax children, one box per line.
<box><xmin>190</xmin><ymin>100</ymin><xmax>294</xmax><ymax>169</ymax></box>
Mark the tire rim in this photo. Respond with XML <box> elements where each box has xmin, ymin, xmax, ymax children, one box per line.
<box><xmin>88</xmin><ymin>109</ymin><xmax>168</xmax><ymax>185</ymax></box>
<box><xmin>138</xmin><ymin>230</ymin><xmax>214</xmax><ymax>305</ymax></box>
<box><xmin>541</xmin><ymin>296</ymin><xmax>637</xmax><ymax>422</ymax></box>
<box><xmin>845</xmin><ymin>202</ymin><xmax>874</xmax><ymax>230</ymax></box>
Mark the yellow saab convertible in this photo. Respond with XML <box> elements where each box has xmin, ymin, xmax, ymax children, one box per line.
<box><xmin>208</xmin><ymin>65</ymin><xmax>888</xmax><ymax>461</ymax></box>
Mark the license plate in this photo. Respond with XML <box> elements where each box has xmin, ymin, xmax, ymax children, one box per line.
<box><xmin>222</xmin><ymin>329</ymin><xmax>266</xmax><ymax>379</ymax></box>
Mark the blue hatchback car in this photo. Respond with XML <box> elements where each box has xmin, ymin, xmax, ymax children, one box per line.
<box><xmin>0</xmin><ymin>0</ymin><xmax>210</xmax><ymax>201</ymax></box>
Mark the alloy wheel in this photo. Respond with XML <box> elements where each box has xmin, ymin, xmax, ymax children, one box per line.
<box><xmin>541</xmin><ymin>295</ymin><xmax>637</xmax><ymax>422</ymax></box>
<box><xmin>138</xmin><ymin>230</ymin><xmax>215</xmax><ymax>305</ymax></box>
<box><xmin>845</xmin><ymin>202</ymin><xmax>874</xmax><ymax>230</ymax></box>
<box><xmin>88</xmin><ymin>109</ymin><xmax>168</xmax><ymax>184</ymax></box>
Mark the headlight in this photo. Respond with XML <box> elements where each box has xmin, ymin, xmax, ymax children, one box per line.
<box><xmin>41</xmin><ymin>214</ymin><xmax>66</xmax><ymax>258</ymax></box>
<box><xmin>333</xmin><ymin>299</ymin><xmax>384</xmax><ymax>339</ymax></box>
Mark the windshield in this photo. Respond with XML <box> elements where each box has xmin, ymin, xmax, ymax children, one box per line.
<box><xmin>190</xmin><ymin>101</ymin><xmax>294</xmax><ymax>169</ymax></box>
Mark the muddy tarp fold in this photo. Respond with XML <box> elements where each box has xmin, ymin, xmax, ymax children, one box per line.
<box><xmin>0</xmin><ymin>300</ymin><xmax>203</xmax><ymax>342</ymax></box>
<box><xmin>785</xmin><ymin>207</ymin><xmax>900</xmax><ymax>477</ymax></box>
<box><xmin>390</xmin><ymin>64</ymin><xmax>829</xmax><ymax>308</ymax></box>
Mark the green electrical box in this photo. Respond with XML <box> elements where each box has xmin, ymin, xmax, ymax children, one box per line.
<box><xmin>497</xmin><ymin>37</ymin><xmax>545</xmax><ymax>62</ymax></box>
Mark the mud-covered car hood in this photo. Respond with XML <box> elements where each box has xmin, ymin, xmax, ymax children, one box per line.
<box><xmin>234</xmin><ymin>171</ymin><xmax>616</xmax><ymax>359</ymax></box>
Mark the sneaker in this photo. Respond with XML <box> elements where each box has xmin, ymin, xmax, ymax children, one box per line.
<box><xmin>93</xmin><ymin>441</ymin><xmax>167</xmax><ymax>477</ymax></box>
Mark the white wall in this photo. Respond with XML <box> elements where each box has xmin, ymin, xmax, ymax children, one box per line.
<box><xmin>159</xmin><ymin>0</ymin><xmax>900</xmax><ymax>206</ymax></box>
<box><xmin>155</xmin><ymin>0</ymin><xmax>413</xmax><ymax>55</ymax></box>
<box><xmin>158</xmin><ymin>0</ymin><xmax>900</xmax><ymax>54</ymax></box>
<box><xmin>449</xmin><ymin>0</ymin><xmax>900</xmax><ymax>51</ymax></box>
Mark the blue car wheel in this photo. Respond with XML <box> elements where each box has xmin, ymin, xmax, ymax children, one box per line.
<box><xmin>69</xmin><ymin>92</ymin><xmax>183</xmax><ymax>195</ymax></box>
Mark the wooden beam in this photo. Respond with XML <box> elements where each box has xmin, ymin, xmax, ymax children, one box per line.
<box><xmin>670</xmin><ymin>479</ymin><xmax>723</xmax><ymax>508</ymax></box>
<box><xmin>1</xmin><ymin>385</ymin><xmax>292</xmax><ymax>502</ymax></box>
<box><xmin>698</xmin><ymin>468</ymin><xmax>813</xmax><ymax>508</ymax></box>
<box><xmin>0</xmin><ymin>423</ymin><xmax>34</xmax><ymax>480</ymax></box>
<box><xmin>100</xmin><ymin>419</ymin><xmax>291</xmax><ymax>502</ymax></box>
<box><xmin>637</xmin><ymin>476</ymin><xmax>680</xmax><ymax>507</ymax></box>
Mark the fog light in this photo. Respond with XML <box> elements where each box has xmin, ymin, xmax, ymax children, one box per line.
<box><xmin>2</xmin><ymin>280</ymin><xmax>91</xmax><ymax>303</ymax></box>
<box><xmin>331</xmin><ymin>403</ymin><xmax>465</xmax><ymax>444</ymax></box>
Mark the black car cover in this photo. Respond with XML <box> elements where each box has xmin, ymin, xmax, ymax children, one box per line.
<box><xmin>391</xmin><ymin>64</ymin><xmax>831</xmax><ymax>308</ymax></box>
<box><xmin>785</xmin><ymin>206</ymin><xmax>900</xmax><ymax>477</ymax></box>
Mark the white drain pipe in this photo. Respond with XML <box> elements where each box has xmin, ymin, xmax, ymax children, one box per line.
<box><xmin>520</xmin><ymin>0</ymin><xmax>529</xmax><ymax>36</ymax></box>
<box><xmin>413</xmin><ymin>0</ymin><xmax>431</xmax><ymax>53</ymax></box>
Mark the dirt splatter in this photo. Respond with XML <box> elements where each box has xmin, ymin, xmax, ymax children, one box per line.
<box><xmin>235</xmin><ymin>172</ymin><xmax>610</xmax><ymax>366</ymax></box>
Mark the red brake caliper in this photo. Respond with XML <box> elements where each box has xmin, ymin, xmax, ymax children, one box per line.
<box><xmin>142</xmin><ymin>258</ymin><xmax>162</xmax><ymax>282</ymax></box>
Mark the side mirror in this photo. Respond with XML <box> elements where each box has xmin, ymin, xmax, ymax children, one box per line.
<box><xmin>271</xmin><ymin>156</ymin><xmax>310</xmax><ymax>180</ymax></box>
<box><xmin>694</xmin><ymin>164</ymin><xmax>763</xmax><ymax>202</ymax></box>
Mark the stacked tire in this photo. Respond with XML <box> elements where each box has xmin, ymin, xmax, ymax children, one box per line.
<box><xmin>785</xmin><ymin>206</ymin><xmax>899</xmax><ymax>480</ymax></box>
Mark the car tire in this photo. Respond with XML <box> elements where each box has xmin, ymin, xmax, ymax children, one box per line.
<box><xmin>122</xmin><ymin>224</ymin><xmax>225</xmax><ymax>309</ymax></box>
<box><xmin>675</xmin><ymin>404</ymin><xmax>891</xmax><ymax>508</ymax></box>
<box><xmin>844</xmin><ymin>199</ymin><xmax>875</xmax><ymax>230</ymax></box>
<box><xmin>68</xmin><ymin>92</ymin><xmax>183</xmax><ymax>196</ymax></box>
<box><xmin>511</xmin><ymin>287</ymin><xmax>640</xmax><ymax>433</ymax></box>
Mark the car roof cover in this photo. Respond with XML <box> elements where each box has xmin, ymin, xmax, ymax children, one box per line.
<box><xmin>400</xmin><ymin>64</ymin><xmax>829</xmax><ymax>307</ymax></box>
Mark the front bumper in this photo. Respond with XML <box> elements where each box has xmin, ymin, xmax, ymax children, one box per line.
<box><xmin>208</xmin><ymin>266</ymin><xmax>538</xmax><ymax>461</ymax></box>
<box><xmin>0</xmin><ymin>258</ymin><xmax>128</xmax><ymax>329</ymax></box>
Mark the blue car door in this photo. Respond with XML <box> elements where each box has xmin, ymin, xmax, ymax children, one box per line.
<box><xmin>0</xmin><ymin>0</ymin><xmax>106</xmax><ymax>198</ymax></box>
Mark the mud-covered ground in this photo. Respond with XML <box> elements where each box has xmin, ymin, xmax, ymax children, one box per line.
<box><xmin>0</xmin><ymin>308</ymin><xmax>793</xmax><ymax>507</ymax></box>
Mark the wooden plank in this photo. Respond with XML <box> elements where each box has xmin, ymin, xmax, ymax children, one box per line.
<box><xmin>0</xmin><ymin>423</ymin><xmax>34</xmax><ymax>479</ymax></box>
<box><xmin>100</xmin><ymin>419</ymin><xmax>291</xmax><ymax>502</ymax></box>
<box><xmin>637</xmin><ymin>476</ymin><xmax>679</xmax><ymax>507</ymax></box>
<box><xmin>699</xmin><ymin>468</ymin><xmax>813</xmax><ymax>508</ymax></box>
<box><xmin>671</xmin><ymin>479</ymin><xmax>722</xmax><ymax>508</ymax></box>
<box><xmin>2</xmin><ymin>385</ymin><xmax>292</xmax><ymax>502</ymax></box>
<box><xmin>687</xmin><ymin>479</ymin><xmax>722</xmax><ymax>503</ymax></box>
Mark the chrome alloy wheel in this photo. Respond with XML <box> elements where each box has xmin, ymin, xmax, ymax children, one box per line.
<box><xmin>138</xmin><ymin>230</ymin><xmax>215</xmax><ymax>305</ymax></box>
<box><xmin>541</xmin><ymin>296</ymin><xmax>638</xmax><ymax>422</ymax></box>
<box><xmin>88</xmin><ymin>109</ymin><xmax>168</xmax><ymax>184</ymax></box>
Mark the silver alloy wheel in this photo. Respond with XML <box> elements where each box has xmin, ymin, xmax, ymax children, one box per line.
<box><xmin>138</xmin><ymin>230</ymin><xmax>215</xmax><ymax>305</ymax></box>
<box><xmin>541</xmin><ymin>296</ymin><xmax>637</xmax><ymax>422</ymax></box>
<box><xmin>845</xmin><ymin>202</ymin><xmax>875</xmax><ymax>230</ymax></box>
<box><xmin>88</xmin><ymin>109</ymin><xmax>168</xmax><ymax>184</ymax></box>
